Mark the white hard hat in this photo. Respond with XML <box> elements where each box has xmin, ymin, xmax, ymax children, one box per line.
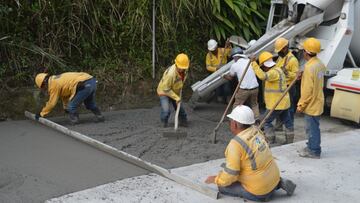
<box><xmin>248</xmin><ymin>39</ymin><xmax>257</xmax><ymax>47</ymax></box>
<box><xmin>227</xmin><ymin>105</ymin><xmax>255</xmax><ymax>125</ymax></box>
<box><xmin>263</xmin><ymin>59</ymin><xmax>276</xmax><ymax>68</ymax></box>
<box><xmin>207</xmin><ymin>39</ymin><xmax>218</xmax><ymax>51</ymax></box>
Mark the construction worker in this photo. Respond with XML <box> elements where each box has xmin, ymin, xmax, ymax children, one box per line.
<box><xmin>274</xmin><ymin>38</ymin><xmax>299</xmax><ymax>130</ymax></box>
<box><xmin>251</xmin><ymin>52</ymin><xmax>294</xmax><ymax>144</ymax></box>
<box><xmin>34</xmin><ymin>71</ymin><xmax>104</xmax><ymax>124</ymax></box>
<box><xmin>205</xmin><ymin>105</ymin><xmax>296</xmax><ymax>201</ymax></box>
<box><xmin>222</xmin><ymin>47</ymin><xmax>260</xmax><ymax>119</ymax></box>
<box><xmin>297</xmin><ymin>37</ymin><xmax>326</xmax><ymax>159</ymax></box>
<box><xmin>157</xmin><ymin>53</ymin><xmax>189</xmax><ymax>128</ymax></box>
<box><xmin>206</xmin><ymin>39</ymin><xmax>232</xmax><ymax>103</ymax></box>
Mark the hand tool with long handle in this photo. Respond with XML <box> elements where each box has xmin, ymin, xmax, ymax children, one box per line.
<box><xmin>257</xmin><ymin>71</ymin><xmax>301</xmax><ymax>130</ymax></box>
<box><xmin>163</xmin><ymin>91</ymin><xmax>187</xmax><ymax>138</ymax></box>
<box><xmin>211</xmin><ymin>59</ymin><xmax>252</xmax><ymax>143</ymax></box>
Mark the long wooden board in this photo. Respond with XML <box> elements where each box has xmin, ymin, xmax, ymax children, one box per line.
<box><xmin>25</xmin><ymin>111</ymin><xmax>219</xmax><ymax>199</ymax></box>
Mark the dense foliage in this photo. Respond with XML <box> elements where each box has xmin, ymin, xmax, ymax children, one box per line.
<box><xmin>0</xmin><ymin>0</ymin><xmax>269</xmax><ymax>91</ymax></box>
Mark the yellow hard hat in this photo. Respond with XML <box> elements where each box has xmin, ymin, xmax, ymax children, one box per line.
<box><xmin>259</xmin><ymin>51</ymin><xmax>273</xmax><ymax>65</ymax></box>
<box><xmin>274</xmin><ymin>37</ymin><xmax>289</xmax><ymax>53</ymax></box>
<box><xmin>303</xmin><ymin>37</ymin><xmax>321</xmax><ymax>54</ymax></box>
<box><xmin>35</xmin><ymin>73</ymin><xmax>48</xmax><ymax>88</ymax></box>
<box><xmin>175</xmin><ymin>53</ymin><xmax>190</xmax><ymax>69</ymax></box>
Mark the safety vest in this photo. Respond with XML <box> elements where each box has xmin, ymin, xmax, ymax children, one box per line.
<box><xmin>298</xmin><ymin>57</ymin><xmax>326</xmax><ymax>116</ymax></box>
<box><xmin>215</xmin><ymin>126</ymin><xmax>280</xmax><ymax>195</ymax></box>
<box><xmin>252</xmin><ymin>61</ymin><xmax>290</xmax><ymax>110</ymax></box>
<box><xmin>40</xmin><ymin>72</ymin><xmax>93</xmax><ymax>117</ymax></box>
<box><xmin>157</xmin><ymin>64</ymin><xmax>187</xmax><ymax>102</ymax></box>
<box><xmin>205</xmin><ymin>48</ymin><xmax>231</xmax><ymax>73</ymax></box>
<box><xmin>276</xmin><ymin>52</ymin><xmax>299</xmax><ymax>85</ymax></box>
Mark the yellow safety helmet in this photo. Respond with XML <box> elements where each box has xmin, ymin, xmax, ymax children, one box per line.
<box><xmin>174</xmin><ymin>53</ymin><xmax>190</xmax><ymax>69</ymax></box>
<box><xmin>274</xmin><ymin>37</ymin><xmax>289</xmax><ymax>53</ymax></box>
<box><xmin>303</xmin><ymin>37</ymin><xmax>321</xmax><ymax>54</ymax></box>
<box><xmin>259</xmin><ymin>51</ymin><xmax>273</xmax><ymax>65</ymax></box>
<box><xmin>35</xmin><ymin>73</ymin><xmax>48</xmax><ymax>88</ymax></box>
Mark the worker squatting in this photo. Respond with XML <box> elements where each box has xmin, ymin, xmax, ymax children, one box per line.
<box><xmin>34</xmin><ymin>37</ymin><xmax>325</xmax><ymax>202</ymax></box>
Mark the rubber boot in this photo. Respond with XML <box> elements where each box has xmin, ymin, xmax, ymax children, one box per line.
<box><xmin>91</xmin><ymin>108</ymin><xmax>105</xmax><ymax>122</ymax></box>
<box><xmin>274</xmin><ymin>119</ymin><xmax>283</xmax><ymax>131</ymax></box>
<box><xmin>264</xmin><ymin>128</ymin><xmax>275</xmax><ymax>144</ymax></box>
<box><xmin>285</xmin><ymin>128</ymin><xmax>295</xmax><ymax>144</ymax></box>
<box><xmin>275</xmin><ymin>131</ymin><xmax>286</xmax><ymax>145</ymax></box>
<box><xmin>279</xmin><ymin>178</ymin><xmax>297</xmax><ymax>196</ymax></box>
<box><xmin>69</xmin><ymin>113</ymin><xmax>79</xmax><ymax>125</ymax></box>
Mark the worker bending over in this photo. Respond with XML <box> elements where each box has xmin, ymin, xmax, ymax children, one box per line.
<box><xmin>157</xmin><ymin>53</ymin><xmax>189</xmax><ymax>128</ymax></box>
<box><xmin>251</xmin><ymin>52</ymin><xmax>294</xmax><ymax>144</ymax></box>
<box><xmin>35</xmin><ymin>71</ymin><xmax>104</xmax><ymax>124</ymax></box>
<box><xmin>205</xmin><ymin>105</ymin><xmax>296</xmax><ymax>202</ymax></box>
<box><xmin>297</xmin><ymin>37</ymin><xmax>326</xmax><ymax>159</ymax></box>
<box><xmin>274</xmin><ymin>38</ymin><xmax>299</xmax><ymax>128</ymax></box>
<box><xmin>222</xmin><ymin>47</ymin><xmax>260</xmax><ymax>119</ymax></box>
<box><xmin>206</xmin><ymin>39</ymin><xmax>232</xmax><ymax>103</ymax></box>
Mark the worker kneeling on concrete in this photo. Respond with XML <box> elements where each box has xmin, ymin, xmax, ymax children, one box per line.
<box><xmin>157</xmin><ymin>53</ymin><xmax>189</xmax><ymax>128</ymax></box>
<box><xmin>34</xmin><ymin>71</ymin><xmax>104</xmax><ymax>124</ymax></box>
<box><xmin>205</xmin><ymin>105</ymin><xmax>296</xmax><ymax>201</ymax></box>
<box><xmin>251</xmin><ymin>52</ymin><xmax>294</xmax><ymax>144</ymax></box>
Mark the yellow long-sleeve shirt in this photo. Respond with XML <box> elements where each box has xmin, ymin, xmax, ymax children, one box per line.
<box><xmin>297</xmin><ymin>57</ymin><xmax>326</xmax><ymax>116</ymax></box>
<box><xmin>205</xmin><ymin>47</ymin><xmax>231</xmax><ymax>72</ymax></box>
<box><xmin>276</xmin><ymin>52</ymin><xmax>299</xmax><ymax>85</ymax></box>
<box><xmin>252</xmin><ymin>61</ymin><xmax>290</xmax><ymax>110</ymax></box>
<box><xmin>157</xmin><ymin>64</ymin><xmax>187</xmax><ymax>102</ymax></box>
<box><xmin>215</xmin><ymin>126</ymin><xmax>280</xmax><ymax>195</ymax></box>
<box><xmin>40</xmin><ymin>72</ymin><xmax>93</xmax><ymax>117</ymax></box>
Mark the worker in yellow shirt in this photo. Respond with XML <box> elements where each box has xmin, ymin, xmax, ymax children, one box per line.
<box><xmin>157</xmin><ymin>53</ymin><xmax>189</xmax><ymax>128</ymax></box>
<box><xmin>34</xmin><ymin>71</ymin><xmax>104</xmax><ymax>124</ymax></box>
<box><xmin>206</xmin><ymin>39</ymin><xmax>232</xmax><ymax>103</ymax></box>
<box><xmin>274</xmin><ymin>38</ymin><xmax>299</xmax><ymax>129</ymax></box>
<box><xmin>251</xmin><ymin>52</ymin><xmax>294</xmax><ymax>144</ymax></box>
<box><xmin>205</xmin><ymin>105</ymin><xmax>296</xmax><ymax>201</ymax></box>
<box><xmin>297</xmin><ymin>37</ymin><xmax>326</xmax><ymax>159</ymax></box>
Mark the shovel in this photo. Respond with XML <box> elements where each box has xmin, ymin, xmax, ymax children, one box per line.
<box><xmin>210</xmin><ymin>59</ymin><xmax>251</xmax><ymax>143</ymax></box>
<box><xmin>163</xmin><ymin>93</ymin><xmax>187</xmax><ymax>138</ymax></box>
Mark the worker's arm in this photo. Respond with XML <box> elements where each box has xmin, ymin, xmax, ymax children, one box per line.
<box><xmin>40</xmin><ymin>88</ymin><xmax>60</xmax><ymax>117</ymax></box>
<box><xmin>206</xmin><ymin>54</ymin><xmax>217</xmax><ymax>72</ymax></box>
<box><xmin>215</xmin><ymin>141</ymin><xmax>242</xmax><ymax>187</ymax></box>
<box><xmin>297</xmin><ymin>66</ymin><xmax>314</xmax><ymax>111</ymax></box>
<box><xmin>286</xmin><ymin>57</ymin><xmax>299</xmax><ymax>82</ymax></box>
<box><xmin>252</xmin><ymin>62</ymin><xmax>280</xmax><ymax>81</ymax></box>
<box><xmin>160</xmin><ymin>74</ymin><xmax>181</xmax><ymax>102</ymax></box>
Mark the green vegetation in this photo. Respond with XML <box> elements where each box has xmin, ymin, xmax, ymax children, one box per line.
<box><xmin>0</xmin><ymin>0</ymin><xmax>270</xmax><ymax>91</ymax></box>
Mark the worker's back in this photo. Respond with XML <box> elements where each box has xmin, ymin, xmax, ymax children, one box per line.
<box><xmin>230</xmin><ymin>126</ymin><xmax>280</xmax><ymax>195</ymax></box>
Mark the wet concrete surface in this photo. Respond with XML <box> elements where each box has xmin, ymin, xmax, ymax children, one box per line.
<box><xmin>52</xmin><ymin>103</ymin><xmax>357</xmax><ymax>169</ymax></box>
<box><xmin>0</xmin><ymin>120</ymin><xmax>148</xmax><ymax>203</ymax></box>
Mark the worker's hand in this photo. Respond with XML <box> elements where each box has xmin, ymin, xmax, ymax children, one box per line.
<box><xmin>176</xmin><ymin>100</ymin><xmax>181</xmax><ymax>105</ymax></box>
<box><xmin>296</xmin><ymin>106</ymin><xmax>303</xmax><ymax>113</ymax></box>
<box><xmin>64</xmin><ymin>109</ymin><xmax>69</xmax><ymax>114</ymax></box>
<box><xmin>296</xmin><ymin>71</ymin><xmax>303</xmax><ymax>80</ymax></box>
<box><xmin>35</xmin><ymin>113</ymin><xmax>41</xmax><ymax>121</ymax></box>
<box><xmin>205</xmin><ymin>175</ymin><xmax>216</xmax><ymax>184</ymax></box>
<box><xmin>249</xmin><ymin>55</ymin><xmax>256</xmax><ymax>62</ymax></box>
<box><xmin>225</xmin><ymin>39</ymin><xmax>231</xmax><ymax>48</ymax></box>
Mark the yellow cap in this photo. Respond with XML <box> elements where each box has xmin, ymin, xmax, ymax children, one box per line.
<box><xmin>274</xmin><ymin>38</ymin><xmax>289</xmax><ymax>53</ymax></box>
<box><xmin>35</xmin><ymin>73</ymin><xmax>48</xmax><ymax>88</ymax></box>
<box><xmin>259</xmin><ymin>51</ymin><xmax>273</xmax><ymax>65</ymax></box>
<box><xmin>303</xmin><ymin>37</ymin><xmax>321</xmax><ymax>54</ymax></box>
<box><xmin>175</xmin><ymin>53</ymin><xmax>190</xmax><ymax>69</ymax></box>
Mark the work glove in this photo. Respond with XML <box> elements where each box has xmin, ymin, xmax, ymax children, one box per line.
<box><xmin>35</xmin><ymin>113</ymin><xmax>41</xmax><ymax>121</ymax></box>
<box><xmin>64</xmin><ymin>109</ymin><xmax>69</xmax><ymax>114</ymax></box>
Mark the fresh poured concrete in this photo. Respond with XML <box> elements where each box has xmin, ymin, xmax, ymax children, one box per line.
<box><xmin>0</xmin><ymin>120</ymin><xmax>148</xmax><ymax>203</ymax></box>
<box><xmin>47</xmin><ymin>129</ymin><xmax>360</xmax><ymax>203</ymax></box>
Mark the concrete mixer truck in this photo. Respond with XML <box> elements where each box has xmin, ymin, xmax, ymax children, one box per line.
<box><xmin>191</xmin><ymin>0</ymin><xmax>360</xmax><ymax>125</ymax></box>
